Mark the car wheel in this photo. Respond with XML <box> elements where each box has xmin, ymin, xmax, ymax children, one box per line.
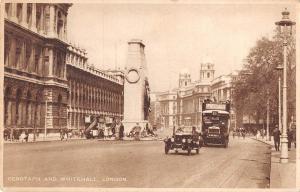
<box><xmin>165</xmin><ymin>146</ymin><xmax>169</xmax><ymax>154</ymax></box>
<box><xmin>196</xmin><ymin>148</ymin><xmax>199</xmax><ymax>154</ymax></box>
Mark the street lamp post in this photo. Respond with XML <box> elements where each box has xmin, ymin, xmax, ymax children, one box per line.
<box><xmin>275</xmin><ymin>65</ymin><xmax>283</xmax><ymax>133</ymax></box>
<box><xmin>266</xmin><ymin>89</ymin><xmax>270</xmax><ymax>141</ymax></box>
<box><xmin>275</xmin><ymin>8</ymin><xmax>295</xmax><ymax>164</ymax></box>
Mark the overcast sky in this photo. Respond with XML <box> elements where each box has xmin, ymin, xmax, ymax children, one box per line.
<box><xmin>67</xmin><ymin>1</ymin><xmax>296</xmax><ymax>92</ymax></box>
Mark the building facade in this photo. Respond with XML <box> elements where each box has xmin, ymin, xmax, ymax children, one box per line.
<box><xmin>4</xmin><ymin>3</ymin><xmax>72</xmax><ymax>135</ymax></box>
<box><xmin>210</xmin><ymin>72</ymin><xmax>238</xmax><ymax>130</ymax></box>
<box><xmin>4</xmin><ymin>3</ymin><xmax>124</xmax><ymax>136</ymax></box>
<box><xmin>156</xmin><ymin>91</ymin><xmax>177</xmax><ymax>129</ymax></box>
<box><xmin>154</xmin><ymin>63</ymin><xmax>212</xmax><ymax>129</ymax></box>
<box><xmin>66</xmin><ymin>45</ymin><xmax>123</xmax><ymax>131</ymax></box>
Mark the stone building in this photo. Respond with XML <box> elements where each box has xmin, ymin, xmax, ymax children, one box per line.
<box><xmin>156</xmin><ymin>91</ymin><xmax>177</xmax><ymax>129</ymax></box>
<box><xmin>210</xmin><ymin>71</ymin><xmax>238</xmax><ymax>130</ymax></box>
<box><xmin>66</xmin><ymin>44</ymin><xmax>123</xmax><ymax>131</ymax></box>
<box><xmin>154</xmin><ymin>63</ymin><xmax>212</xmax><ymax>129</ymax></box>
<box><xmin>4</xmin><ymin>3</ymin><xmax>72</xmax><ymax>135</ymax></box>
<box><xmin>176</xmin><ymin>65</ymin><xmax>212</xmax><ymax>128</ymax></box>
<box><xmin>4</xmin><ymin>3</ymin><xmax>124</xmax><ymax>137</ymax></box>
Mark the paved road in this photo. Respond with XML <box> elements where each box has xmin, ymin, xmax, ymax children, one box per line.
<box><xmin>4</xmin><ymin>137</ymin><xmax>271</xmax><ymax>188</ymax></box>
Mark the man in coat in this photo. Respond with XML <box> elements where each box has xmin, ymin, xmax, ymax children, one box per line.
<box><xmin>273</xmin><ymin>126</ymin><xmax>281</xmax><ymax>151</ymax></box>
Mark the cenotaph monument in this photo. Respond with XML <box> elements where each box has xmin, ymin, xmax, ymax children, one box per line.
<box><xmin>122</xmin><ymin>39</ymin><xmax>151</xmax><ymax>134</ymax></box>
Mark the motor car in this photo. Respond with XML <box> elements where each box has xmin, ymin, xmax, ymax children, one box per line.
<box><xmin>164</xmin><ymin>126</ymin><xmax>203</xmax><ymax>155</ymax></box>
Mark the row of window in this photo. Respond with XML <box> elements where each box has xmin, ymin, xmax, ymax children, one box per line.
<box><xmin>69</xmin><ymin>80</ymin><xmax>122</xmax><ymax>113</ymax></box>
<box><xmin>5</xmin><ymin>3</ymin><xmax>67</xmax><ymax>40</ymax></box>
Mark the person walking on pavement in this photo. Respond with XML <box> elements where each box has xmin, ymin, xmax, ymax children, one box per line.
<box><xmin>119</xmin><ymin>123</ymin><xmax>124</xmax><ymax>140</ymax></box>
<box><xmin>273</xmin><ymin>127</ymin><xmax>281</xmax><ymax>151</ymax></box>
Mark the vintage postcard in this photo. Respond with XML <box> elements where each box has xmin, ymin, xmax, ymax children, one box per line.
<box><xmin>1</xmin><ymin>0</ymin><xmax>299</xmax><ymax>191</ymax></box>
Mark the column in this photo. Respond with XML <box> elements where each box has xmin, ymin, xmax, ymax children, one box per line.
<box><xmin>7</xmin><ymin>100</ymin><xmax>12</xmax><ymax>126</ymax></box>
<box><xmin>227</xmin><ymin>89</ymin><xmax>230</xmax><ymax>100</ymax></box>
<box><xmin>11</xmin><ymin>100</ymin><xmax>16</xmax><ymax>127</ymax></box>
<box><xmin>29</xmin><ymin>45</ymin><xmax>36</xmax><ymax>73</ymax></box>
<box><xmin>221</xmin><ymin>89</ymin><xmax>224</xmax><ymax>101</ymax></box>
<box><xmin>63</xmin><ymin>53</ymin><xmax>67</xmax><ymax>79</ymax></box>
<box><xmin>48</xmin><ymin>5</ymin><xmax>56</xmax><ymax>37</ymax></box>
<box><xmin>28</xmin><ymin>102</ymin><xmax>32</xmax><ymax>127</ymax></box>
<box><xmin>17</xmin><ymin>101</ymin><xmax>22</xmax><ymax>126</ymax></box>
<box><xmin>8</xmin><ymin>37</ymin><xmax>16</xmax><ymax>67</ymax></box>
<box><xmin>31</xmin><ymin>3</ymin><xmax>37</xmax><ymax>32</ymax></box>
<box><xmin>11</xmin><ymin>3</ymin><xmax>18</xmax><ymax>22</ymax></box>
<box><xmin>48</xmin><ymin>48</ymin><xmax>53</xmax><ymax>77</ymax></box>
<box><xmin>39</xmin><ymin>5</ymin><xmax>44</xmax><ymax>34</ymax></box>
<box><xmin>4</xmin><ymin>4</ymin><xmax>8</xmax><ymax>18</ymax></box>
<box><xmin>37</xmin><ymin>46</ymin><xmax>43</xmax><ymax>75</ymax></box>
<box><xmin>64</xmin><ymin>17</ymin><xmax>67</xmax><ymax>41</ymax></box>
<box><xmin>22</xmin><ymin>100</ymin><xmax>27</xmax><ymax>126</ymax></box>
<box><xmin>21</xmin><ymin>3</ymin><xmax>28</xmax><ymax>27</ymax></box>
<box><xmin>36</xmin><ymin>104</ymin><xmax>41</xmax><ymax>127</ymax></box>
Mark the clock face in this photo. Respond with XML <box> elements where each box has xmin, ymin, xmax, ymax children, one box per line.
<box><xmin>126</xmin><ymin>68</ymin><xmax>140</xmax><ymax>83</ymax></box>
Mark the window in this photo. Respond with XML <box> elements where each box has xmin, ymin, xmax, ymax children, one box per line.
<box><xmin>17</xmin><ymin>4</ymin><xmax>22</xmax><ymax>23</ymax></box>
<box><xmin>207</xmin><ymin>72</ymin><xmax>210</xmax><ymax>78</ymax></box>
<box><xmin>5</xmin><ymin>4</ymin><xmax>10</xmax><ymax>17</ymax></box>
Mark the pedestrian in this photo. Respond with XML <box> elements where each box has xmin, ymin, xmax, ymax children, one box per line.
<box><xmin>287</xmin><ymin>128</ymin><xmax>293</xmax><ymax>151</ymax></box>
<box><xmin>36</xmin><ymin>129</ymin><xmax>39</xmax><ymax>138</ymax></box>
<box><xmin>273</xmin><ymin>127</ymin><xmax>281</xmax><ymax>151</ymax></box>
<box><xmin>60</xmin><ymin>129</ymin><xmax>64</xmax><ymax>141</ymax></box>
<box><xmin>119</xmin><ymin>123</ymin><xmax>124</xmax><ymax>140</ymax></box>
<box><xmin>114</xmin><ymin>119</ymin><xmax>120</xmax><ymax>140</ymax></box>
<box><xmin>24</xmin><ymin>130</ymin><xmax>29</xmax><ymax>142</ymax></box>
<box><xmin>293</xmin><ymin>129</ymin><xmax>296</xmax><ymax>148</ymax></box>
<box><xmin>104</xmin><ymin>125</ymin><xmax>109</xmax><ymax>140</ymax></box>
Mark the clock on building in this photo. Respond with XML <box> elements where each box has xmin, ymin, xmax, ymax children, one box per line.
<box><xmin>126</xmin><ymin>68</ymin><xmax>140</xmax><ymax>83</ymax></box>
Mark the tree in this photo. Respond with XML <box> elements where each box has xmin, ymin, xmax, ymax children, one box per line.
<box><xmin>232</xmin><ymin>29</ymin><xmax>295</xmax><ymax>129</ymax></box>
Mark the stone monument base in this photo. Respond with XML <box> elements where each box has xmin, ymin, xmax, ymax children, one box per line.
<box><xmin>122</xmin><ymin>120</ymin><xmax>149</xmax><ymax>136</ymax></box>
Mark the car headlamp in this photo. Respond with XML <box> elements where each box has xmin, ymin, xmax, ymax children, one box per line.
<box><xmin>171</xmin><ymin>138</ymin><xmax>174</xmax><ymax>142</ymax></box>
<box><xmin>182</xmin><ymin>138</ymin><xmax>186</xmax><ymax>143</ymax></box>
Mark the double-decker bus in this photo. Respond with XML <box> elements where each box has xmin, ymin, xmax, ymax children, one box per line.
<box><xmin>201</xmin><ymin>100</ymin><xmax>231</xmax><ymax>148</ymax></box>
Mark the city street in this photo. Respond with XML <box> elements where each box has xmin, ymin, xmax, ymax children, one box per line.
<box><xmin>4</xmin><ymin>137</ymin><xmax>271</xmax><ymax>188</ymax></box>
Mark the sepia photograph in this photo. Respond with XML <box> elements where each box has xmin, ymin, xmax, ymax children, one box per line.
<box><xmin>1</xmin><ymin>0</ymin><xmax>298</xmax><ymax>191</ymax></box>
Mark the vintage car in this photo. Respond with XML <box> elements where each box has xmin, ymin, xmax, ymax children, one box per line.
<box><xmin>164</xmin><ymin>126</ymin><xmax>203</xmax><ymax>155</ymax></box>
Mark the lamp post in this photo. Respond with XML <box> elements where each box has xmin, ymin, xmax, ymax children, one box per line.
<box><xmin>275</xmin><ymin>8</ymin><xmax>295</xmax><ymax>164</ymax></box>
<box><xmin>266</xmin><ymin>88</ymin><xmax>270</xmax><ymax>141</ymax></box>
<box><xmin>275</xmin><ymin>65</ymin><xmax>283</xmax><ymax>133</ymax></box>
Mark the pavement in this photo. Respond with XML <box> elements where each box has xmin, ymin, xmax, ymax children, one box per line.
<box><xmin>3</xmin><ymin>130</ymin><xmax>165</xmax><ymax>144</ymax></box>
<box><xmin>3</xmin><ymin>137</ymin><xmax>270</xmax><ymax>188</ymax></box>
<box><xmin>250</xmin><ymin>136</ymin><xmax>296</xmax><ymax>188</ymax></box>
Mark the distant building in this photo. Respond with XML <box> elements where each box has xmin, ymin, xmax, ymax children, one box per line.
<box><xmin>148</xmin><ymin>93</ymin><xmax>161</xmax><ymax>129</ymax></box>
<box><xmin>154</xmin><ymin>63</ymin><xmax>213</xmax><ymax>129</ymax></box>
<box><xmin>177</xmin><ymin>64</ymin><xmax>212</xmax><ymax>127</ymax></box>
<box><xmin>210</xmin><ymin>71</ymin><xmax>238</xmax><ymax>130</ymax></box>
<box><xmin>156</xmin><ymin>91</ymin><xmax>178</xmax><ymax>129</ymax></box>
